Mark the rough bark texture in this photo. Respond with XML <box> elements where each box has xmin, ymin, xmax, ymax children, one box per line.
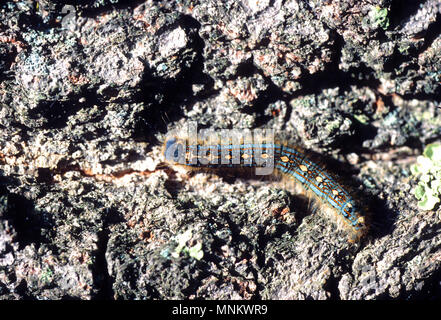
<box><xmin>1</xmin><ymin>0</ymin><xmax>441</xmax><ymax>300</ymax></box>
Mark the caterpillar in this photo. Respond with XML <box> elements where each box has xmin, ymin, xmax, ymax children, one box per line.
<box><xmin>163</xmin><ymin>135</ymin><xmax>368</xmax><ymax>243</ymax></box>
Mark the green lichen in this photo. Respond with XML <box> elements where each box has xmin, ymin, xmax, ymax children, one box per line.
<box><xmin>398</xmin><ymin>43</ymin><xmax>410</xmax><ymax>55</ymax></box>
<box><xmin>40</xmin><ymin>267</ymin><xmax>54</xmax><ymax>284</ymax></box>
<box><xmin>171</xmin><ymin>229</ymin><xmax>204</xmax><ymax>261</ymax></box>
<box><xmin>354</xmin><ymin>114</ymin><xmax>370</xmax><ymax>125</ymax></box>
<box><xmin>411</xmin><ymin>143</ymin><xmax>441</xmax><ymax>210</ymax></box>
<box><xmin>370</xmin><ymin>6</ymin><xmax>390</xmax><ymax>30</ymax></box>
<box><xmin>325</xmin><ymin>119</ymin><xmax>341</xmax><ymax>133</ymax></box>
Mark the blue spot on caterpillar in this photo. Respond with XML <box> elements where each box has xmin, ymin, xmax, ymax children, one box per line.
<box><xmin>163</xmin><ymin>137</ymin><xmax>368</xmax><ymax>242</ymax></box>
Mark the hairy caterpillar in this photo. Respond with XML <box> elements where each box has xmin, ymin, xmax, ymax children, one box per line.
<box><xmin>163</xmin><ymin>136</ymin><xmax>368</xmax><ymax>242</ymax></box>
